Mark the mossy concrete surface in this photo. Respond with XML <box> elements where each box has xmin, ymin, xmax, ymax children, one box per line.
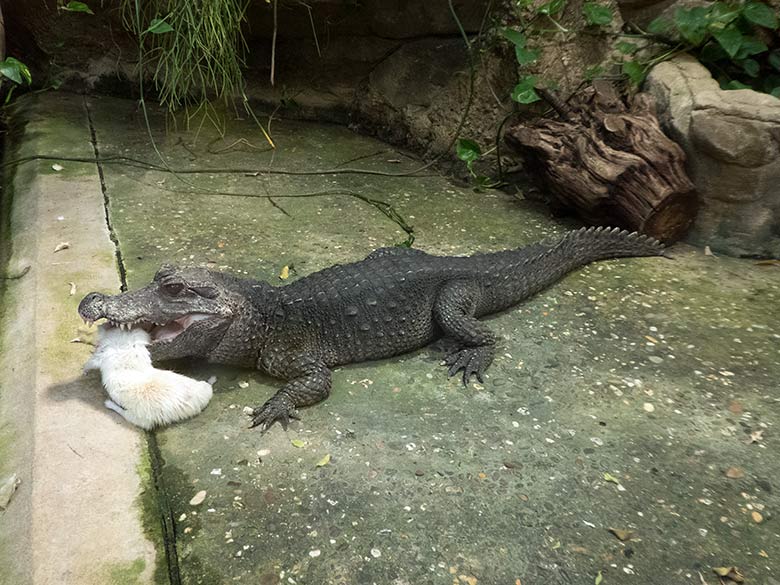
<box><xmin>5</xmin><ymin>91</ymin><xmax>780</xmax><ymax>585</ymax></box>
<box><xmin>0</xmin><ymin>94</ymin><xmax>156</xmax><ymax>584</ymax></box>
<box><xmin>82</xmin><ymin>94</ymin><xmax>780</xmax><ymax>585</ymax></box>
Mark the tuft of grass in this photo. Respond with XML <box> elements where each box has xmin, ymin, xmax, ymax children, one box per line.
<box><xmin>121</xmin><ymin>0</ymin><xmax>272</xmax><ymax>144</ymax></box>
<box><xmin>122</xmin><ymin>0</ymin><xmax>249</xmax><ymax>109</ymax></box>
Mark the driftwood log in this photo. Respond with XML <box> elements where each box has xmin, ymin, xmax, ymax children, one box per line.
<box><xmin>505</xmin><ymin>82</ymin><xmax>697</xmax><ymax>243</ymax></box>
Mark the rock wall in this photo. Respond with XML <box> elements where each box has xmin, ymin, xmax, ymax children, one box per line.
<box><xmin>1</xmin><ymin>0</ymin><xmax>517</xmax><ymax>162</ymax></box>
<box><xmin>241</xmin><ymin>0</ymin><xmax>518</xmax><ymax>161</ymax></box>
<box><xmin>646</xmin><ymin>56</ymin><xmax>780</xmax><ymax>258</ymax></box>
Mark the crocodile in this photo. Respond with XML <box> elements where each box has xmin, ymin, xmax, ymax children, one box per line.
<box><xmin>78</xmin><ymin>227</ymin><xmax>666</xmax><ymax>431</ymax></box>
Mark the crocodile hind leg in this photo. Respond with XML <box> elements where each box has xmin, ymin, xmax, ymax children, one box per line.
<box><xmin>433</xmin><ymin>280</ymin><xmax>496</xmax><ymax>385</ymax></box>
<box><xmin>250</xmin><ymin>356</ymin><xmax>332</xmax><ymax>432</ymax></box>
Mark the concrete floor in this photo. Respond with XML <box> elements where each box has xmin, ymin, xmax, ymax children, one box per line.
<box><xmin>2</xmin><ymin>92</ymin><xmax>780</xmax><ymax>585</ymax></box>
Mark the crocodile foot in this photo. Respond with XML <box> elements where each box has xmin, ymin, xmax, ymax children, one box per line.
<box><xmin>444</xmin><ymin>345</ymin><xmax>494</xmax><ymax>386</ymax></box>
<box><xmin>249</xmin><ymin>394</ymin><xmax>301</xmax><ymax>432</ymax></box>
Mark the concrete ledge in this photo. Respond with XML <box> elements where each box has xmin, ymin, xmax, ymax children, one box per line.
<box><xmin>0</xmin><ymin>94</ymin><xmax>157</xmax><ymax>584</ymax></box>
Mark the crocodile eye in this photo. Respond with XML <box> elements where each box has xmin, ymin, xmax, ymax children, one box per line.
<box><xmin>190</xmin><ymin>286</ymin><xmax>218</xmax><ymax>299</ymax></box>
<box><xmin>163</xmin><ymin>282</ymin><xmax>185</xmax><ymax>295</ymax></box>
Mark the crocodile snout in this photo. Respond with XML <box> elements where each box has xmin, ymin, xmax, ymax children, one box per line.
<box><xmin>78</xmin><ymin>292</ymin><xmax>107</xmax><ymax>322</ymax></box>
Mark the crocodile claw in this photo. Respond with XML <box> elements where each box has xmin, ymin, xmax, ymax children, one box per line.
<box><xmin>444</xmin><ymin>346</ymin><xmax>493</xmax><ymax>386</ymax></box>
<box><xmin>249</xmin><ymin>394</ymin><xmax>301</xmax><ymax>432</ymax></box>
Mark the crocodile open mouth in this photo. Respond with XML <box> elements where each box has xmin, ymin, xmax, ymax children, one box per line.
<box><xmin>85</xmin><ymin>313</ymin><xmax>214</xmax><ymax>342</ymax></box>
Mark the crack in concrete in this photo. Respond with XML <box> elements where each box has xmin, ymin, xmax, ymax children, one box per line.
<box><xmin>146</xmin><ymin>434</ymin><xmax>183</xmax><ymax>585</ymax></box>
<box><xmin>83</xmin><ymin>96</ymin><xmax>129</xmax><ymax>293</ymax></box>
<box><xmin>83</xmin><ymin>96</ymin><xmax>183</xmax><ymax>585</ymax></box>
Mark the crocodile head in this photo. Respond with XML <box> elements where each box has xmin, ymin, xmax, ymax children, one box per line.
<box><xmin>78</xmin><ymin>265</ymin><xmax>238</xmax><ymax>361</ymax></box>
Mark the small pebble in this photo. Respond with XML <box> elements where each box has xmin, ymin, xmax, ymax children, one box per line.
<box><xmin>189</xmin><ymin>490</ymin><xmax>207</xmax><ymax>506</ymax></box>
<box><xmin>648</xmin><ymin>356</ymin><xmax>663</xmax><ymax>364</ymax></box>
<box><xmin>643</xmin><ymin>403</ymin><xmax>655</xmax><ymax>413</ymax></box>
<box><xmin>309</xmin><ymin>549</ymin><xmax>321</xmax><ymax>558</ymax></box>
<box><xmin>752</xmin><ymin>511</ymin><xmax>763</xmax><ymax>523</ymax></box>
<box><xmin>370</xmin><ymin>548</ymin><xmax>381</xmax><ymax>558</ymax></box>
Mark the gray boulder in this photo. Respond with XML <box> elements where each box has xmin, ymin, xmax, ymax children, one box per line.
<box><xmin>645</xmin><ymin>55</ymin><xmax>780</xmax><ymax>257</ymax></box>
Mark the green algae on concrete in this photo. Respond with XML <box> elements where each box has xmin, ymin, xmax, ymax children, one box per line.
<box><xmin>136</xmin><ymin>439</ymin><xmax>174</xmax><ymax>585</ymax></box>
<box><xmin>81</xmin><ymin>94</ymin><xmax>780</xmax><ymax>584</ymax></box>
<box><xmin>106</xmin><ymin>559</ymin><xmax>148</xmax><ymax>585</ymax></box>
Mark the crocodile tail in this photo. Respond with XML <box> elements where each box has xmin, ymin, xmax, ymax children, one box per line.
<box><xmin>522</xmin><ymin>226</ymin><xmax>665</xmax><ymax>293</ymax></box>
<box><xmin>480</xmin><ymin>226</ymin><xmax>666</xmax><ymax>314</ymax></box>
<box><xmin>545</xmin><ymin>226</ymin><xmax>666</xmax><ymax>264</ymax></box>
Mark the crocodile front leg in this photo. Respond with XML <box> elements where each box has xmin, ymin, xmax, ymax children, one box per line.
<box><xmin>250</xmin><ymin>355</ymin><xmax>332</xmax><ymax>432</ymax></box>
<box><xmin>434</xmin><ymin>280</ymin><xmax>496</xmax><ymax>385</ymax></box>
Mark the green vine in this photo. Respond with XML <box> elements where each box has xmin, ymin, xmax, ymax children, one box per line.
<box><xmin>456</xmin><ymin>0</ymin><xmax>779</xmax><ymax>180</ymax></box>
<box><xmin>0</xmin><ymin>58</ymin><xmax>32</xmax><ymax>104</ymax></box>
<box><xmin>643</xmin><ymin>1</ymin><xmax>780</xmax><ymax>94</ymax></box>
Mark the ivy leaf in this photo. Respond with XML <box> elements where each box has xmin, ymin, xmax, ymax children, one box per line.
<box><xmin>648</xmin><ymin>16</ymin><xmax>673</xmax><ymax>35</ymax></box>
<box><xmin>62</xmin><ymin>1</ymin><xmax>94</xmax><ymax>14</ymax></box>
<box><xmin>515</xmin><ymin>46</ymin><xmax>540</xmax><ymax>65</ymax></box>
<box><xmin>708</xmin><ymin>2</ymin><xmax>741</xmax><ymax>26</ymax></box>
<box><xmin>316</xmin><ymin>453</ymin><xmax>331</xmax><ymax>467</ymax></box>
<box><xmin>735</xmin><ymin>36</ymin><xmax>768</xmax><ymax>58</ymax></box>
<box><xmin>538</xmin><ymin>0</ymin><xmax>567</xmax><ymax>16</ymax></box>
<box><xmin>713</xmin><ymin>25</ymin><xmax>744</xmax><ymax>57</ymax></box>
<box><xmin>674</xmin><ymin>7</ymin><xmax>710</xmax><ymax>46</ymax></box>
<box><xmin>698</xmin><ymin>44</ymin><xmax>728</xmax><ymax>67</ymax></box>
<box><xmin>769</xmin><ymin>50</ymin><xmax>780</xmax><ymax>72</ymax></box>
<box><xmin>616</xmin><ymin>41</ymin><xmax>638</xmax><ymax>54</ymax></box>
<box><xmin>622</xmin><ymin>60</ymin><xmax>647</xmax><ymax>85</ymax></box>
<box><xmin>740</xmin><ymin>58</ymin><xmax>760</xmax><ymax>77</ymax></box>
<box><xmin>742</xmin><ymin>2</ymin><xmax>778</xmax><ymax>29</ymax></box>
<box><xmin>456</xmin><ymin>139</ymin><xmax>481</xmax><ymax>165</ymax></box>
<box><xmin>500</xmin><ymin>28</ymin><xmax>539</xmax><ymax>64</ymax></box>
<box><xmin>595</xmin><ymin>571</ymin><xmax>604</xmax><ymax>585</ymax></box>
<box><xmin>500</xmin><ymin>28</ymin><xmax>526</xmax><ymax>48</ymax></box>
<box><xmin>0</xmin><ymin>57</ymin><xmax>31</xmax><ymax>85</ymax></box>
<box><xmin>725</xmin><ymin>79</ymin><xmax>752</xmax><ymax>90</ymax></box>
<box><xmin>145</xmin><ymin>18</ymin><xmax>175</xmax><ymax>34</ymax></box>
<box><xmin>583</xmin><ymin>3</ymin><xmax>614</xmax><ymax>26</ymax></box>
<box><xmin>291</xmin><ymin>439</ymin><xmax>305</xmax><ymax>448</ymax></box>
<box><xmin>511</xmin><ymin>75</ymin><xmax>541</xmax><ymax>104</ymax></box>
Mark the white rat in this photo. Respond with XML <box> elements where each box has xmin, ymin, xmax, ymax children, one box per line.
<box><xmin>84</xmin><ymin>325</ymin><xmax>213</xmax><ymax>430</ymax></box>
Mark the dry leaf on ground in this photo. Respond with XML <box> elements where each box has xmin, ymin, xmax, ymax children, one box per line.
<box><xmin>725</xmin><ymin>467</ymin><xmax>745</xmax><ymax>479</ymax></box>
<box><xmin>608</xmin><ymin>527</ymin><xmax>635</xmax><ymax>542</ymax></box>
<box><xmin>713</xmin><ymin>566</ymin><xmax>744</xmax><ymax>583</ymax></box>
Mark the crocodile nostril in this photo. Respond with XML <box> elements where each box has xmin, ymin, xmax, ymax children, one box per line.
<box><xmin>78</xmin><ymin>292</ymin><xmax>106</xmax><ymax>315</ymax></box>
